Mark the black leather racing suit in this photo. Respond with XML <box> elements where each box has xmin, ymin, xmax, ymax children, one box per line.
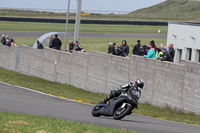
<box><xmin>102</xmin><ymin>82</ymin><xmax>140</xmax><ymax>107</ymax></box>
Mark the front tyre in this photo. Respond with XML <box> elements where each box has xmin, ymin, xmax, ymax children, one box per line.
<box><xmin>92</xmin><ymin>105</ymin><xmax>102</xmax><ymax>117</ymax></box>
<box><xmin>113</xmin><ymin>103</ymin><xmax>132</xmax><ymax>120</ymax></box>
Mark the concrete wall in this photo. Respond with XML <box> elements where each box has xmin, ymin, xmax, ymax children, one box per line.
<box><xmin>0</xmin><ymin>45</ymin><xmax>18</xmax><ymax>71</ymax></box>
<box><xmin>0</xmin><ymin>44</ymin><xmax>200</xmax><ymax>114</ymax></box>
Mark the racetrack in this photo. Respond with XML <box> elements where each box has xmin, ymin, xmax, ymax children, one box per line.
<box><xmin>0</xmin><ymin>31</ymin><xmax>167</xmax><ymax>39</ymax></box>
<box><xmin>0</xmin><ymin>82</ymin><xmax>200</xmax><ymax>133</ymax></box>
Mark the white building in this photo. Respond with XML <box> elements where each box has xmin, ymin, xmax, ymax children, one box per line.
<box><xmin>167</xmin><ymin>22</ymin><xmax>200</xmax><ymax>63</ymax></box>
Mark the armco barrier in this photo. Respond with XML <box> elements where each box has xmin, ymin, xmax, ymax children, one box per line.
<box><xmin>0</xmin><ymin>44</ymin><xmax>199</xmax><ymax>114</ymax></box>
<box><xmin>0</xmin><ymin>16</ymin><xmax>168</xmax><ymax>26</ymax></box>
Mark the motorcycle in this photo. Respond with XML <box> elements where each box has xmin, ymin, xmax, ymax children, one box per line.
<box><xmin>92</xmin><ymin>87</ymin><xmax>141</xmax><ymax>120</ymax></box>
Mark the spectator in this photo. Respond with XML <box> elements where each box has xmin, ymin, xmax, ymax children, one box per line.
<box><xmin>1</xmin><ymin>34</ymin><xmax>6</xmax><ymax>45</ymax></box>
<box><xmin>112</xmin><ymin>43</ymin><xmax>116</xmax><ymax>53</ymax></box>
<box><xmin>58</xmin><ymin>37</ymin><xmax>62</xmax><ymax>50</ymax></box>
<box><xmin>160</xmin><ymin>48</ymin><xmax>173</xmax><ymax>62</ymax></box>
<box><xmin>73</xmin><ymin>41</ymin><xmax>85</xmax><ymax>52</ymax></box>
<box><xmin>120</xmin><ymin>40</ymin><xmax>129</xmax><ymax>56</ymax></box>
<box><xmin>5</xmin><ymin>35</ymin><xmax>9</xmax><ymax>40</ymax></box>
<box><xmin>69</xmin><ymin>40</ymin><xmax>74</xmax><ymax>53</ymax></box>
<box><xmin>156</xmin><ymin>48</ymin><xmax>163</xmax><ymax>60</ymax></box>
<box><xmin>144</xmin><ymin>43</ymin><xmax>156</xmax><ymax>59</ymax></box>
<box><xmin>168</xmin><ymin>43</ymin><xmax>175</xmax><ymax>61</ymax></box>
<box><xmin>138</xmin><ymin>45</ymin><xmax>147</xmax><ymax>56</ymax></box>
<box><xmin>113</xmin><ymin>44</ymin><xmax>126</xmax><ymax>57</ymax></box>
<box><xmin>49</xmin><ymin>35</ymin><xmax>53</xmax><ymax>48</ymax></box>
<box><xmin>159</xmin><ymin>43</ymin><xmax>164</xmax><ymax>49</ymax></box>
<box><xmin>10</xmin><ymin>39</ymin><xmax>17</xmax><ymax>46</ymax></box>
<box><xmin>146</xmin><ymin>46</ymin><xmax>151</xmax><ymax>52</ymax></box>
<box><xmin>6</xmin><ymin>39</ymin><xmax>11</xmax><ymax>47</ymax></box>
<box><xmin>108</xmin><ymin>42</ymin><xmax>113</xmax><ymax>54</ymax></box>
<box><xmin>37</xmin><ymin>40</ymin><xmax>44</xmax><ymax>49</ymax></box>
<box><xmin>132</xmin><ymin>40</ymin><xmax>141</xmax><ymax>55</ymax></box>
<box><xmin>52</xmin><ymin>34</ymin><xmax>62</xmax><ymax>50</ymax></box>
<box><xmin>150</xmin><ymin>40</ymin><xmax>156</xmax><ymax>51</ymax></box>
<box><xmin>9</xmin><ymin>36</ymin><xmax>12</xmax><ymax>41</ymax></box>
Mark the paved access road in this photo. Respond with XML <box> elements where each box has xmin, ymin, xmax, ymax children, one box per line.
<box><xmin>0</xmin><ymin>82</ymin><xmax>199</xmax><ymax>133</ymax></box>
<box><xmin>0</xmin><ymin>31</ymin><xmax>167</xmax><ymax>39</ymax></box>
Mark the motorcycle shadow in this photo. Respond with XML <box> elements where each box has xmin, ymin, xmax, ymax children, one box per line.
<box><xmin>100</xmin><ymin>115</ymin><xmax>161</xmax><ymax>125</ymax></box>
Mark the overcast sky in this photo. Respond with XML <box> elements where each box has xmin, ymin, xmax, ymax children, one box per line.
<box><xmin>0</xmin><ymin>0</ymin><xmax>166</xmax><ymax>12</ymax></box>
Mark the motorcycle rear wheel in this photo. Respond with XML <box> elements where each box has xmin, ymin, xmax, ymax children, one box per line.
<box><xmin>92</xmin><ymin>105</ymin><xmax>102</xmax><ymax>117</ymax></box>
<box><xmin>113</xmin><ymin>103</ymin><xmax>132</xmax><ymax>120</ymax></box>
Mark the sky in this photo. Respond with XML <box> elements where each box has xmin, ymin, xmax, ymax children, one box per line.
<box><xmin>0</xmin><ymin>0</ymin><xmax>166</xmax><ymax>13</ymax></box>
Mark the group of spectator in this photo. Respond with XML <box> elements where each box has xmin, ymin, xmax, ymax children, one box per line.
<box><xmin>37</xmin><ymin>34</ymin><xmax>86</xmax><ymax>52</ymax></box>
<box><xmin>37</xmin><ymin>34</ymin><xmax>62</xmax><ymax>50</ymax></box>
<box><xmin>68</xmin><ymin>40</ymin><xmax>85</xmax><ymax>53</ymax></box>
<box><xmin>107</xmin><ymin>40</ymin><xmax>175</xmax><ymax>62</ymax></box>
<box><xmin>108</xmin><ymin>40</ymin><xmax>130</xmax><ymax>57</ymax></box>
<box><xmin>4</xmin><ymin>32</ymin><xmax>173</xmax><ymax>62</ymax></box>
<box><xmin>48</xmin><ymin>34</ymin><xmax>62</xmax><ymax>50</ymax></box>
<box><xmin>1</xmin><ymin>34</ymin><xmax>17</xmax><ymax>47</ymax></box>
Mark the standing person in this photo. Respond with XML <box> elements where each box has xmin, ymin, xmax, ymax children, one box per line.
<box><xmin>10</xmin><ymin>39</ymin><xmax>17</xmax><ymax>46</ymax></box>
<box><xmin>49</xmin><ymin>35</ymin><xmax>53</xmax><ymax>48</ymax></box>
<box><xmin>144</xmin><ymin>43</ymin><xmax>157</xmax><ymax>59</ymax></box>
<box><xmin>138</xmin><ymin>45</ymin><xmax>147</xmax><ymax>56</ymax></box>
<box><xmin>168</xmin><ymin>43</ymin><xmax>175</xmax><ymax>61</ymax></box>
<box><xmin>108</xmin><ymin>42</ymin><xmax>113</xmax><ymax>54</ymax></box>
<box><xmin>37</xmin><ymin>40</ymin><xmax>44</xmax><ymax>49</ymax></box>
<box><xmin>113</xmin><ymin>44</ymin><xmax>126</xmax><ymax>57</ymax></box>
<box><xmin>112</xmin><ymin>43</ymin><xmax>116</xmax><ymax>53</ymax></box>
<box><xmin>132</xmin><ymin>40</ymin><xmax>141</xmax><ymax>55</ymax></box>
<box><xmin>73</xmin><ymin>41</ymin><xmax>85</xmax><ymax>52</ymax></box>
<box><xmin>58</xmin><ymin>37</ymin><xmax>62</xmax><ymax>50</ymax></box>
<box><xmin>6</xmin><ymin>39</ymin><xmax>11</xmax><ymax>47</ymax></box>
<box><xmin>120</xmin><ymin>40</ymin><xmax>129</xmax><ymax>56</ymax></box>
<box><xmin>150</xmin><ymin>40</ymin><xmax>156</xmax><ymax>50</ymax></box>
<box><xmin>159</xmin><ymin>43</ymin><xmax>164</xmax><ymax>50</ymax></box>
<box><xmin>1</xmin><ymin>34</ymin><xmax>6</xmax><ymax>45</ymax></box>
<box><xmin>5</xmin><ymin>35</ymin><xmax>9</xmax><ymax>41</ymax></box>
<box><xmin>160</xmin><ymin>48</ymin><xmax>173</xmax><ymax>62</ymax></box>
<box><xmin>156</xmin><ymin>48</ymin><xmax>163</xmax><ymax>60</ymax></box>
<box><xmin>69</xmin><ymin>40</ymin><xmax>74</xmax><ymax>53</ymax></box>
<box><xmin>52</xmin><ymin>34</ymin><xmax>62</xmax><ymax>50</ymax></box>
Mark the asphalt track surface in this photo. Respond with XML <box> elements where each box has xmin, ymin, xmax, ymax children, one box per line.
<box><xmin>0</xmin><ymin>31</ymin><xmax>167</xmax><ymax>39</ymax></box>
<box><xmin>0</xmin><ymin>82</ymin><xmax>200</xmax><ymax>133</ymax></box>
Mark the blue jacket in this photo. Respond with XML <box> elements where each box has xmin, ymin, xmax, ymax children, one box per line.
<box><xmin>144</xmin><ymin>48</ymin><xmax>156</xmax><ymax>59</ymax></box>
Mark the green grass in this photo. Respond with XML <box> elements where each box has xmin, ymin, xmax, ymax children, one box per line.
<box><xmin>0</xmin><ymin>21</ymin><xmax>168</xmax><ymax>34</ymax></box>
<box><xmin>129</xmin><ymin>0</ymin><xmax>200</xmax><ymax>21</ymax></box>
<box><xmin>14</xmin><ymin>37</ymin><xmax>167</xmax><ymax>53</ymax></box>
<box><xmin>0</xmin><ymin>112</ymin><xmax>134</xmax><ymax>133</ymax></box>
<box><xmin>0</xmin><ymin>68</ymin><xmax>200</xmax><ymax>126</ymax></box>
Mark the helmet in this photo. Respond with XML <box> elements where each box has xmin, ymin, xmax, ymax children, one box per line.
<box><xmin>135</xmin><ymin>79</ymin><xmax>144</xmax><ymax>88</ymax></box>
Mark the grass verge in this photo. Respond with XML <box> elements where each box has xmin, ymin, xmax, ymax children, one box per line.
<box><xmin>0</xmin><ymin>112</ymin><xmax>134</xmax><ymax>133</ymax></box>
<box><xmin>0</xmin><ymin>68</ymin><xmax>200</xmax><ymax>126</ymax></box>
<box><xmin>0</xmin><ymin>21</ymin><xmax>168</xmax><ymax>34</ymax></box>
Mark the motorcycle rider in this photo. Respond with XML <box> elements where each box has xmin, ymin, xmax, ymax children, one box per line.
<box><xmin>99</xmin><ymin>79</ymin><xmax>144</xmax><ymax>108</ymax></box>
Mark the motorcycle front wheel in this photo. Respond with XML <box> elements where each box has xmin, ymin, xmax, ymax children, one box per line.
<box><xmin>113</xmin><ymin>103</ymin><xmax>132</xmax><ymax>120</ymax></box>
<box><xmin>92</xmin><ymin>105</ymin><xmax>102</xmax><ymax>117</ymax></box>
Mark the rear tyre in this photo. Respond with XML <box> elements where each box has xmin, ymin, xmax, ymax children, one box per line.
<box><xmin>92</xmin><ymin>105</ymin><xmax>102</xmax><ymax>117</ymax></box>
<box><xmin>113</xmin><ymin>103</ymin><xmax>132</xmax><ymax>120</ymax></box>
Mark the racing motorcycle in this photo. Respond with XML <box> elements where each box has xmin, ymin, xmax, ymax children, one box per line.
<box><xmin>92</xmin><ymin>87</ymin><xmax>141</xmax><ymax>120</ymax></box>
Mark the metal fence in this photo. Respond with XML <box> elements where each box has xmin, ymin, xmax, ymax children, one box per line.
<box><xmin>0</xmin><ymin>7</ymin><xmax>130</xmax><ymax>15</ymax></box>
<box><xmin>0</xmin><ymin>7</ymin><xmax>199</xmax><ymax>21</ymax></box>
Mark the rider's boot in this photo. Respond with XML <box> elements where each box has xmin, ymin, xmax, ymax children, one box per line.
<box><xmin>98</xmin><ymin>97</ymin><xmax>110</xmax><ymax>106</ymax></box>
